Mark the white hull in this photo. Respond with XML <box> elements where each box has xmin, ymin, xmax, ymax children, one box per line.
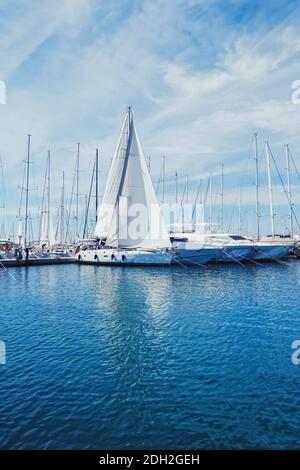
<box><xmin>78</xmin><ymin>248</ymin><xmax>172</xmax><ymax>266</ymax></box>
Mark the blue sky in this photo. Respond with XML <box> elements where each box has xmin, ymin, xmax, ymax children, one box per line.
<box><xmin>0</xmin><ymin>0</ymin><xmax>300</xmax><ymax>237</ymax></box>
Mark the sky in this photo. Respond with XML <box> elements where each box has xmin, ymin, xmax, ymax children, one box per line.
<box><xmin>0</xmin><ymin>0</ymin><xmax>300</xmax><ymax>238</ymax></box>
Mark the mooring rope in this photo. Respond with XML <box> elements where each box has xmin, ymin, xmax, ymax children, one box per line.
<box><xmin>0</xmin><ymin>259</ymin><xmax>17</xmax><ymax>280</ymax></box>
<box><xmin>176</xmin><ymin>255</ymin><xmax>210</xmax><ymax>269</ymax></box>
<box><xmin>218</xmin><ymin>248</ymin><xmax>246</xmax><ymax>266</ymax></box>
<box><xmin>253</xmin><ymin>247</ymin><xmax>289</xmax><ymax>266</ymax></box>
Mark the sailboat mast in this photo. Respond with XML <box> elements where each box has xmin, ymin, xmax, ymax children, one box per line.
<box><xmin>238</xmin><ymin>186</ymin><xmax>242</xmax><ymax>234</ymax></box>
<box><xmin>162</xmin><ymin>155</ymin><xmax>165</xmax><ymax>204</ymax></box>
<box><xmin>220</xmin><ymin>164</ymin><xmax>224</xmax><ymax>232</ymax></box>
<box><xmin>60</xmin><ymin>171</ymin><xmax>65</xmax><ymax>245</ymax></box>
<box><xmin>254</xmin><ymin>133</ymin><xmax>260</xmax><ymax>240</ymax></box>
<box><xmin>24</xmin><ymin>134</ymin><xmax>31</xmax><ymax>249</ymax></box>
<box><xmin>191</xmin><ymin>178</ymin><xmax>203</xmax><ymax>230</ymax></box>
<box><xmin>83</xmin><ymin>160</ymin><xmax>96</xmax><ymax>239</ymax></box>
<box><xmin>181</xmin><ymin>181</ymin><xmax>187</xmax><ymax>232</ymax></box>
<box><xmin>47</xmin><ymin>150</ymin><xmax>51</xmax><ymax>248</ymax></box>
<box><xmin>116</xmin><ymin>107</ymin><xmax>133</xmax><ymax>248</ymax></box>
<box><xmin>285</xmin><ymin>144</ymin><xmax>293</xmax><ymax>237</ymax></box>
<box><xmin>75</xmin><ymin>142</ymin><xmax>80</xmax><ymax>240</ymax></box>
<box><xmin>209</xmin><ymin>175</ymin><xmax>212</xmax><ymax>230</ymax></box>
<box><xmin>95</xmin><ymin>148</ymin><xmax>99</xmax><ymax>224</ymax></box>
<box><xmin>265</xmin><ymin>141</ymin><xmax>275</xmax><ymax>237</ymax></box>
<box><xmin>186</xmin><ymin>175</ymin><xmax>189</xmax><ymax>205</ymax></box>
<box><xmin>0</xmin><ymin>156</ymin><xmax>6</xmax><ymax>238</ymax></box>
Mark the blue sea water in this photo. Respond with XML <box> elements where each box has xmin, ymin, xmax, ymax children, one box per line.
<box><xmin>1</xmin><ymin>262</ymin><xmax>300</xmax><ymax>449</ymax></box>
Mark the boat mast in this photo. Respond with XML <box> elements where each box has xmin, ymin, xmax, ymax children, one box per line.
<box><xmin>65</xmin><ymin>151</ymin><xmax>77</xmax><ymax>243</ymax></box>
<box><xmin>186</xmin><ymin>175</ymin><xmax>189</xmax><ymax>205</ymax></box>
<box><xmin>254</xmin><ymin>133</ymin><xmax>260</xmax><ymax>240</ymax></box>
<box><xmin>285</xmin><ymin>144</ymin><xmax>293</xmax><ymax>237</ymax></box>
<box><xmin>220</xmin><ymin>164</ymin><xmax>224</xmax><ymax>232</ymax></box>
<box><xmin>186</xmin><ymin>175</ymin><xmax>189</xmax><ymax>230</ymax></box>
<box><xmin>28</xmin><ymin>211</ymin><xmax>33</xmax><ymax>245</ymax></box>
<box><xmin>162</xmin><ymin>155</ymin><xmax>165</xmax><ymax>204</ymax></box>
<box><xmin>60</xmin><ymin>171</ymin><xmax>65</xmax><ymax>245</ymax></box>
<box><xmin>75</xmin><ymin>142</ymin><xmax>80</xmax><ymax>240</ymax></box>
<box><xmin>24</xmin><ymin>134</ymin><xmax>31</xmax><ymax>251</ymax></box>
<box><xmin>265</xmin><ymin>141</ymin><xmax>275</xmax><ymax>237</ymax></box>
<box><xmin>0</xmin><ymin>156</ymin><xmax>6</xmax><ymax>238</ymax></box>
<box><xmin>83</xmin><ymin>159</ymin><xmax>96</xmax><ymax>239</ymax></box>
<box><xmin>116</xmin><ymin>106</ymin><xmax>133</xmax><ymax>248</ymax></box>
<box><xmin>180</xmin><ymin>180</ymin><xmax>187</xmax><ymax>232</ymax></box>
<box><xmin>192</xmin><ymin>178</ymin><xmax>202</xmax><ymax>230</ymax></box>
<box><xmin>209</xmin><ymin>175</ymin><xmax>212</xmax><ymax>230</ymax></box>
<box><xmin>47</xmin><ymin>149</ymin><xmax>51</xmax><ymax>248</ymax></box>
<box><xmin>95</xmin><ymin>148</ymin><xmax>99</xmax><ymax>224</ymax></box>
<box><xmin>238</xmin><ymin>186</ymin><xmax>242</xmax><ymax>234</ymax></box>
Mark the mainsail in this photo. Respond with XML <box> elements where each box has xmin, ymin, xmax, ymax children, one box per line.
<box><xmin>94</xmin><ymin>109</ymin><xmax>170</xmax><ymax>250</ymax></box>
<box><xmin>40</xmin><ymin>211</ymin><xmax>56</xmax><ymax>247</ymax></box>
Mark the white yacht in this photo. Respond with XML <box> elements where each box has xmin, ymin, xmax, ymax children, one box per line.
<box><xmin>207</xmin><ymin>233</ymin><xmax>293</xmax><ymax>262</ymax></box>
<box><xmin>78</xmin><ymin>108</ymin><xmax>172</xmax><ymax>266</ymax></box>
<box><xmin>170</xmin><ymin>229</ymin><xmax>293</xmax><ymax>264</ymax></box>
<box><xmin>204</xmin><ymin>233</ymin><xmax>253</xmax><ymax>262</ymax></box>
<box><xmin>250</xmin><ymin>236</ymin><xmax>294</xmax><ymax>260</ymax></box>
<box><xmin>170</xmin><ymin>233</ymin><xmax>221</xmax><ymax>265</ymax></box>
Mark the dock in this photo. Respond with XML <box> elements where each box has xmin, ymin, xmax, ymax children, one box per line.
<box><xmin>0</xmin><ymin>257</ymin><xmax>77</xmax><ymax>268</ymax></box>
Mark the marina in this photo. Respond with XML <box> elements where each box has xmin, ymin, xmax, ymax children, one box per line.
<box><xmin>1</xmin><ymin>111</ymin><xmax>300</xmax><ymax>270</ymax></box>
<box><xmin>2</xmin><ymin>0</ymin><xmax>300</xmax><ymax>457</ymax></box>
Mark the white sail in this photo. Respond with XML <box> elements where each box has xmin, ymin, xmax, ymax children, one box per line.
<box><xmin>16</xmin><ymin>218</ymin><xmax>23</xmax><ymax>246</ymax></box>
<box><xmin>94</xmin><ymin>113</ymin><xmax>128</xmax><ymax>239</ymax></box>
<box><xmin>40</xmin><ymin>211</ymin><xmax>56</xmax><ymax>247</ymax></box>
<box><xmin>95</xmin><ymin>109</ymin><xmax>170</xmax><ymax>250</ymax></box>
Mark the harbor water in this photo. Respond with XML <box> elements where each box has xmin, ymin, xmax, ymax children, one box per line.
<box><xmin>1</xmin><ymin>262</ymin><xmax>300</xmax><ymax>449</ymax></box>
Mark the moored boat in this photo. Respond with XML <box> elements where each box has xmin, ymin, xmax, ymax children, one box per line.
<box><xmin>204</xmin><ymin>234</ymin><xmax>253</xmax><ymax>262</ymax></box>
<box><xmin>170</xmin><ymin>234</ymin><xmax>220</xmax><ymax>265</ymax></box>
<box><xmin>78</xmin><ymin>108</ymin><xmax>172</xmax><ymax>266</ymax></box>
<box><xmin>249</xmin><ymin>237</ymin><xmax>294</xmax><ymax>261</ymax></box>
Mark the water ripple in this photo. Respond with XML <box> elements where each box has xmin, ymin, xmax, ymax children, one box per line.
<box><xmin>1</xmin><ymin>262</ymin><xmax>300</xmax><ymax>448</ymax></box>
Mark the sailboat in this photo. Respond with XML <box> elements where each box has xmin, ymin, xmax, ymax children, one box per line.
<box><xmin>38</xmin><ymin>150</ymin><xmax>56</xmax><ymax>253</ymax></box>
<box><xmin>78</xmin><ymin>108</ymin><xmax>172</xmax><ymax>266</ymax></box>
<box><xmin>248</xmin><ymin>139</ymin><xmax>294</xmax><ymax>260</ymax></box>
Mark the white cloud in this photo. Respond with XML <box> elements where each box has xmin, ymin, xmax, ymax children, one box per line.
<box><xmin>1</xmin><ymin>0</ymin><xmax>300</xmax><ymax>236</ymax></box>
